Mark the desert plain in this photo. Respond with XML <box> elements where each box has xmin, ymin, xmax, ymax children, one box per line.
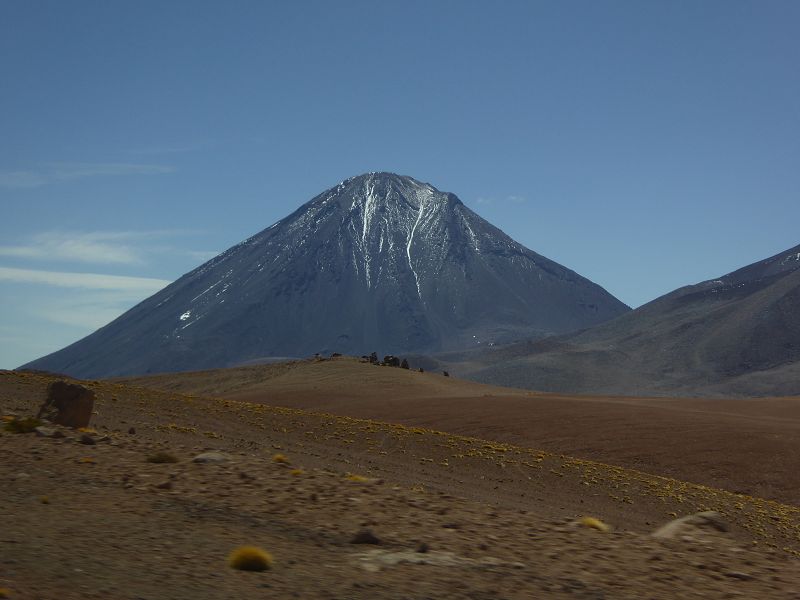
<box><xmin>2</xmin><ymin>356</ymin><xmax>800</xmax><ymax>599</ymax></box>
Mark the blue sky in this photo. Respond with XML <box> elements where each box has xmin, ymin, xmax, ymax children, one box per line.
<box><xmin>1</xmin><ymin>0</ymin><xmax>798</xmax><ymax>369</ymax></box>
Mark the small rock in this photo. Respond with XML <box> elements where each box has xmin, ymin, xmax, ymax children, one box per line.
<box><xmin>34</xmin><ymin>426</ymin><xmax>58</xmax><ymax>438</ymax></box>
<box><xmin>725</xmin><ymin>571</ymin><xmax>755</xmax><ymax>581</ymax></box>
<box><xmin>416</xmin><ymin>542</ymin><xmax>430</xmax><ymax>553</ymax></box>
<box><xmin>652</xmin><ymin>511</ymin><xmax>728</xmax><ymax>540</ymax></box>
<box><xmin>128</xmin><ymin>427</ymin><xmax>136</xmax><ymax>435</ymax></box>
<box><xmin>192</xmin><ymin>452</ymin><xmax>230</xmax><ymax>464</ymax></box>
<box><xmin>351</xmin><ymin>529</ymin><xmax>381</xmax><ymax>545</ymax></box>
<box><xmin>156</xmin><ymin>480</ymin><xmax>173</xmax><ymax>490</ymax></box>
<box><xmin>79</xmin><ymin>434</ymin><xmax>96</xmax><ymax>445</ymax></box>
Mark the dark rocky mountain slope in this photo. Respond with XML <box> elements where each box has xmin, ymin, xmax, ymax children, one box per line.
<box><xmin>22</xmin><ymin>173</ymin><xmax>628</xmax><ymax>378</ymax></box>
<box><xmin>459</xmin><ymin>244</ymin><xmax>800</xmax><ymax>397</ymax></box>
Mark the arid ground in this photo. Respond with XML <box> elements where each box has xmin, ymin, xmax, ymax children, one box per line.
<box><xmin>2</xmin><ymin>359</ymin><xmax>800</xmax><ymax>599</ymax></box>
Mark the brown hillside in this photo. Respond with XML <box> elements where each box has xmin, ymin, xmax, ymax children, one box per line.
<box><xmin>124</xmin><ymin>356</ymin><xmax>800</xmax><ymax>507</ymax></box>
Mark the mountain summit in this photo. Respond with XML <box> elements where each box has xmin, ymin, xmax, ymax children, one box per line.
<box><xmin>23</xmin><ymin>173</ymin><xmax>629</xmax><ymax>377</ymax></box>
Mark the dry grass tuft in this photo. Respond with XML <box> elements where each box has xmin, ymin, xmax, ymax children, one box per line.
<box><xmin>0</xmin><ymin>587</ymin><xmax>11</xmax><ymax>598</ymax></box>
<box><xmin>290</xmin><ymin>468</ymin><xmax>305</xmax><ymax>476</ymax></box>
<box><xmin>4</xmin><ymin>416</ymin><xmax>43</xmax><ymax>434</ymax></box>
<box><xmin>227</xmin><ymin>546</ymin><xmax>273</xmax><ymax>571</ymax></box>
<box><xmin>345</xmin><ymin>473</ymin><xmax>370</xmax><ymax>483</ymax></box>
<box><xmin>272</xmin><ymin>453</ymin><xmax>289</xmax><ymax>464</ymax></box>
<box><xmin>146</xmin><ymin>451</ymin><xmax>179</xmax><ymax>464</ymax></box>
<box><xmin>576</xmin><ymin>516</ymin><xmax>611</xmax><ymax>532</ymax></box>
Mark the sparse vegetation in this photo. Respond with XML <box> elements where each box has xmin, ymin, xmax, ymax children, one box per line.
<box><xmin>272</xmin><ymin>453</ymin><xmax>289</xmax><ymax>464</ymax></box>
<box><xmin>227</xmin><ymin>545</ymin><xmax>273</xmax><ymax>571</ymax></box>
<box><xmin>576</xmin><ymin>516</ymin><xmax>611</xmax><ymax>532</ymax></box>
<box><xmin>4</xmin><ymin>416</ymin><xmax>42</xmax><ymax>434</ymax></box>
<box><xmin>146</xmin><ymin>451</ymin><xmax>179</xmax><ymax>464</ymax></box>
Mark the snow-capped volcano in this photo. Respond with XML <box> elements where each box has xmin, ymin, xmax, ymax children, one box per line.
<box><xmin>23</xmin><ymin>173</ymin><xmax>629</xmax><ymax>377</ymax></box>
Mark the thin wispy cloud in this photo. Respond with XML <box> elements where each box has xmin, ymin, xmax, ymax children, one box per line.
<box><xmin>174</xmin><ymin>249</ymin><xmax>220</xmax><ymax>262</ymax></box>
<box><xmin>0</xmin><ymin>162</ymin><xmax>174</xmax><ymax>189</ymax></box>
<box><xmin>1</xmin><ymin>278</ymin><xmax>171</xmax><ymax>365</ymax></box>
<box><xmin>0</xmin><ymin>232</ymin><xmax>143</xmax><ymax>265</ymax></box>
<box><xmin>130</xmin><ymin>141</ymin><xmax>210</xmax><ymax>155</ymax></box>
<box><xmin>0</xmin><ymin>266</ymin><xmax>171</xmax><ymax>293</ymax></box>
<box><xmin>476</xmin><ymin>194</ymin><xmax>528</xmax><ymax>205</ymax></box>
<box><xmin>0</xmin><ymin>171</ymin><xmax>49</xmax><ymax>188</ymax></box>
<box><xmin>0</xmin><ymin>230</ymin><xmax>216</xmax><ymax>266</ymax></box>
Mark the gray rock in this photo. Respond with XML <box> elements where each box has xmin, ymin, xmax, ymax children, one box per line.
<box><xmin>725</xmin><ymin>571</ymin><xmax>755</xmax><ymax>581</ymax></box>
<box><xmin>34</xmin><ymin>426</ymin><xmax>64</xmax><ymax>438</ymax></box>
<box><xmin>652</xmin><ymin>511</ymin><xmax>728</xmax><ymax>540</ymax></box>
<box><xmin>192</xmin><ymin>451</ymin><xmax>230</xmax><ymax>464</ymax></box>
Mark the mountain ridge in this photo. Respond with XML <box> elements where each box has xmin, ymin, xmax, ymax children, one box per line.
<box><xmin>457</xmin><ymin>242</ymin><xmax>800</xmax><ymax>397</ymax></box>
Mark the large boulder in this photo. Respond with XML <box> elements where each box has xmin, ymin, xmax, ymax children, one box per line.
<box><xmin>37</xmin><ymin>380</ymin><xmax>95</xmax><ymax>428</ymax></box>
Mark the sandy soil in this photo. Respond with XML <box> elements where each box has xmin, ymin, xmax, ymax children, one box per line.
<box><xmin>3</xmin><ymin>367</ymin><xmax>800</xmax><ymax>599</ymax></box>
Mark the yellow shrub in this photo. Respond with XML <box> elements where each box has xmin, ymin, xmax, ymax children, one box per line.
<box><xmin>227</xmin><ymin>546</ymin><xmax>273</xmax><ymax>571</ymax></box>
<box><xmin>576</xmin><ymin>516</ymin><xmax>611</xmax><ymax>532</ymax></box>
<box><xmin>272</xmin><ymin>453</ymin><xmax>289</xmax><ymax>464</ymax></box>
<box><xmin>4</xmin><ymin>417</ymin><xmax>42</xmax><ymax>434</ymax></box>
